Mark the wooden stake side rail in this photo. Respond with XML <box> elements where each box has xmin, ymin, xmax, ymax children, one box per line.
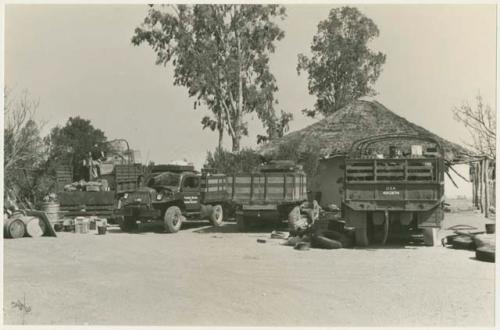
<box><xmin>346</xmin><ymin>159</ymin><xmax>438</xmax><ymax>182</ymax></box>
<box><xmin>229</xmin><ymin>172</ymin><xmax>307</xmax><ymax>204</ymax></box>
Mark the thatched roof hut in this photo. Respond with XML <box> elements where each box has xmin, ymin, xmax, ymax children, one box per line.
<box><xmin>259</xmin><ymin>100</ymin><xmax>469</xmax><ymax>163</ymax></box>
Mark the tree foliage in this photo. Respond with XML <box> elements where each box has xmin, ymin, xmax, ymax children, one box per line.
<box><xmin>132</xmin><ymin>4</ymin><xmax>289</xmax><ymax>151</ymax></box>
<box><xmin>47</xmin><ymin>117</ymin><xmax>108</xmax><ymax>181</ymax></box>
<box><xmin>4</xmin><ymin>89</ymin><xmax>49</xmax><ymax>204</ymax></box>
<box><xmin>453</xmin><ymin>93</ymin><xmax>496</xmax><ymax>159</ymax></box>
<box><xmin>205</xmin><ymin>148</ymin><xmax>264</xmax><ymax>174</ymax></box>
<box><xmin>297</xmin><ymin>7</ymin><xmax>386</xmax><ymax>118</ymax></box>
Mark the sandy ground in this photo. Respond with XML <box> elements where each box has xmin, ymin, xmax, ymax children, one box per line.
<box><xmin>3</xmin><ymin>208</ymin><xmax>495</xmax><ymax>326</ymax></box>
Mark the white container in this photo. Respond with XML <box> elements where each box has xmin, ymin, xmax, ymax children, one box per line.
<box><xmin>411</xmin><ymin>145</ymin><xmax>423</xmax><ymax>157</ymax></box>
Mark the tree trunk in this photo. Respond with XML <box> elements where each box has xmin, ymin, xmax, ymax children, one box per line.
<box><xmin>231</xmin><ymin>134</ymin><xmax>241</xmax><ymax>152</ymax></box>
<box><xmin>217</xmin><ymin>110</ymin><xmax>223</xmax><ymax>149</ymax></box>
<box><xmin>232</xmin><ymin>7</ymin><xmax>243</xmax><ymax>153</ymax></box>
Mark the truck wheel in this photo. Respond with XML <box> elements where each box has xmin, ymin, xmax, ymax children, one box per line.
<box><xmin>210</xmin><ymin>204</ymin><xmax>224</xmax><ymax>227</ymax></box>
<box><xmin>355</xmin><ymin>227</ymin><xmax>369</xmax><ymax>247</ymax></box>
<box><xmin>236</xmin><ymin>214</ymin><xmax>248</xmax><ymax>232</ymax></box>
<box><xmin>164</xmin><ymin>206</ymin><xmax>183</xmax><ymax>233</ymax></box>
<box><xmin>120</xmin><ymin>216</ymin><xmax>136</xmax><ymax>232</ymax></box>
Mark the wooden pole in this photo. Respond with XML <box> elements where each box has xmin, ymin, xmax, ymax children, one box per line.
<box><xmin>484</xmin><ymin>158</ymin><xmax>489</xmax><ymax>218</ymax></box>
<box><xmin>471</xmin><ymin>163</ymin><xmax>476</xmax><ymax>207</ymax></box>
<box><xmin>475</xmin><ymin>163</ymin><xmax>480</xmax><ymax>209</ymax></box>
<box><xmin>479</xmin><ymin>160</ymin><xmax>483</xmax><ymax>213</ymax></box>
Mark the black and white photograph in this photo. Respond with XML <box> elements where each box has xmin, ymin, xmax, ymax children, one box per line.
<box><xmin>2</xmin><ymin>2</ymin><xmax>497</xmax><ymax>326</ymax></box>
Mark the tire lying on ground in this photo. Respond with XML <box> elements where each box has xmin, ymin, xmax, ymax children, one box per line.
<box><xmin>311</xmin><ymin>234</ymin><xmax>342</xmax><ymax>249</ymax></box>
<box><xmin>320</xmin><ymin>230</ymin><xmax>354</xmax><ymax>248</ymax></box>
<box><xmin>451</xmin><ymin>235</ymin><xmax>475</xmax><ymax>250</ymax></box>
<box><xmin>475</xmin><ymin>247</ymin><xmax>495</xmax><ymax>262</ymax></box>
<box><xmin>473</xmin><ymin>234</ymin><xmax>495</xmax><ymax>250</ymax></box>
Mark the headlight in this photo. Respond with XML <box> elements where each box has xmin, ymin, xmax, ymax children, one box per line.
<box><xmin>123</xmin><ymin>193</ymin><xmax>128</xmax><ymax>199</ymax></box>
<box><xmin>156</xmin><ymin>194</ymin><xmax>163</xmax><ymax>201</ymax></box>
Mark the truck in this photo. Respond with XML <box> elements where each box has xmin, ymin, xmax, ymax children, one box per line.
<box><xmin>117</xmin><ymin>164</ymin><xmax>228</xmax><ymax>233</ymax></box>
<box><xmin>55</xmin><ymin>139</ymin><xmax>143</xmax><ymax>223</ymax></box>
<box><xmin>342</xmin><ymin>134</ymin><xmax>445</xmax><ymax>246</ymax></box>
<box><xmin>230</xmin><ymin>161</ymin><xmax>317</xmax><ymax>231</ymax></box>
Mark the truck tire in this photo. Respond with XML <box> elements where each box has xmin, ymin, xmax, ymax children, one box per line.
<box><xmin>355</xmin><ymin>227</ymin><xmax>369</xmax><ymax>247</ymax></box>
<box><xmin>236</xmin><ymin>214</ymin><xmax>248</xmax><ymax>232</ymax></box>
<box><xmin>312</xmin><ymin>234</ymin><xmax>343</xmax><ymax>249</ymax></box>
<box><xmin>475</xmin><ymin>246</ymin><xmax>495</xmax><ymax>262</ymax></box>
<box><xmin>120</xmin><ymin>216</ymin><xmax>136</xmax><ymax>232</ymax></box>
<box><xmin>210</xmin><ymin>204</ymin><xmax>224</xmax><ymax>227</ymax></box>
<box><xmin>164</xmin><ymin>206</ymin><xmax>183</xmax><ymax>233</ymax></box>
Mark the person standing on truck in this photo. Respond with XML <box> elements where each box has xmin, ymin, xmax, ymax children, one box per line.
<box><xmin>89</xmin><ymin>143</ymin><xmax>105</xmax><ymax>180</ymax></box>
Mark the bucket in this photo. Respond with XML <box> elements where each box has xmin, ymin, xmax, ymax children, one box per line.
<box><xmin>485</xmin><ymin>223</ymin><xmax>495</xmax><ymax>234</ymax></box>
<box><xmin>89</xmin><ymin>217</ymin><xmax>97</xmax><ymax>230</ymax></box>
<box><xmin>62</xmin><ymin>218</ymin><xmax>75</xmax><ymax>232</ymax></box>
<box><xmin>39</xmin><ymin>201</ymin><xmax>60</xmax><ymax>225</ymax></box>
<box><xmin>74</xmin><ymin>217</ymin><xmax>89</xmax><ymax>234</ymax></box>
<box><xmin>97</xmin><ymin>226</ymin><xmax>107</xmax><ymax>235</ymax></box>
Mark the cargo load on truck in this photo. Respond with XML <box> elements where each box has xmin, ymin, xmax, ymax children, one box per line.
<box><xmin>55</xmin><ymin>139</ymin><xmax>143</xmax><ymax>223</ymax></box>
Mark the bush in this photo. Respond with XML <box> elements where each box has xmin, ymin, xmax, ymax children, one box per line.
<box><xmin>205</xmin><ymin>148</ymin><xmax>264</xmax><ymax>174</ymax></box>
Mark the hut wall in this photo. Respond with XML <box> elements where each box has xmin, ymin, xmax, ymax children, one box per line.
<box><xmin>310</xmin><ymin>157</ymin><xmax>345</xmax><ymax>208</ymax></box>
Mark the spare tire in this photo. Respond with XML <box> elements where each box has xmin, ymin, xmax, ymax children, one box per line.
<box><xmin>476</xmin><ymin>246</ymin><xmax>495</xmax><ymax>263</ymax></box>
<box><xmin>312</xmin><ymin>234</ymin><xmax>342</xmax><ymax>249</ymax></box>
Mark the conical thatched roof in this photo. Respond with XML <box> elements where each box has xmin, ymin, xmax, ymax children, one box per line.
<box><xmin>259</xmin><ymin>100</ymin><xmax>470</xmax><ymax>163</ymax></box>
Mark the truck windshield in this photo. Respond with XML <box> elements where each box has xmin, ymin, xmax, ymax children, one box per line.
<box><xmin>148</xmin><ymin>172</ymin><xmax>180</xmax><ymax>188</ymax></box>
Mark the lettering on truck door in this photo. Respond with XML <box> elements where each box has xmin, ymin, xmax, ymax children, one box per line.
<box><xmin>181</xmin><ymin>175</ymin><xmax>201</xmax><ymax>211</ymax></box>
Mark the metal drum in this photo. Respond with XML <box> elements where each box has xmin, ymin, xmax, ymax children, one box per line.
<box><xmin>39</xmin><ymin>201</ymin><xmax>60</xmax><ymax>225</ymax></box>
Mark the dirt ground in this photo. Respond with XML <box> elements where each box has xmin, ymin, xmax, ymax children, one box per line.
<box><xmin>3</xmin><ymin>205</ymin><xmax>496</xmax><ymax>326</ymax></box>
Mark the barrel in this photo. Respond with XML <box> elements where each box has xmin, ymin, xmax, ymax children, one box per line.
<box><xmin>39</xmin><ymin>201</ymin><xmax>60</xmax><ymax>225</ymax></box>
<box><xmin>485</xmin><ymin>223</ymin><xmax>495</xmax><ymax>234</ymax></box>
<box><xmin>25</xmin><ymin>217</ymin><xmax>45</xmax><ymax>238</ymax></box>
<box><xmin>4</xmin><ymin>217</ymin><xmax>26</xmax><ymax>238</ymax></box>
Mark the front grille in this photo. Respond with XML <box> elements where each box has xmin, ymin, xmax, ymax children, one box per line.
<box><xmin>124</xmin><ymin>191</ymin><xmax>151</xmax><ymax>205</ymax></box>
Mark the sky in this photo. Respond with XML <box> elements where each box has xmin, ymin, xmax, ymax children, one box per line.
<box><xmin>5</xmin><ymin>4</ymin><xmax>496</xmax><ymax>170</ymax></box>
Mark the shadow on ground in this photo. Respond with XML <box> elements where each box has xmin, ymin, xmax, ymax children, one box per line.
<box><xmin>193</xmin><ymin>221</ymin><xmax>288</xmax><ymax>234</ymax></box>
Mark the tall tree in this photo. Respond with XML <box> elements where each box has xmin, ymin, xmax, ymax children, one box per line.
<box><xmin>47</xmin><ymin>117</ymin><xmax>108</xmax><ymax>180</ymax></box>
<box><xmin>453</xmin><ymin>93</ymin><xmax>496</xmax><ymax>159</ymax></box>
<box><xmin>297</xmin><ymin>7</ymin><xmax>386</xmax><ymax>118</ymax></box>
<box><xmin>132</xmin><ymin>4</ymin><xmax>288</xmax><ymax>151</ymax></box>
